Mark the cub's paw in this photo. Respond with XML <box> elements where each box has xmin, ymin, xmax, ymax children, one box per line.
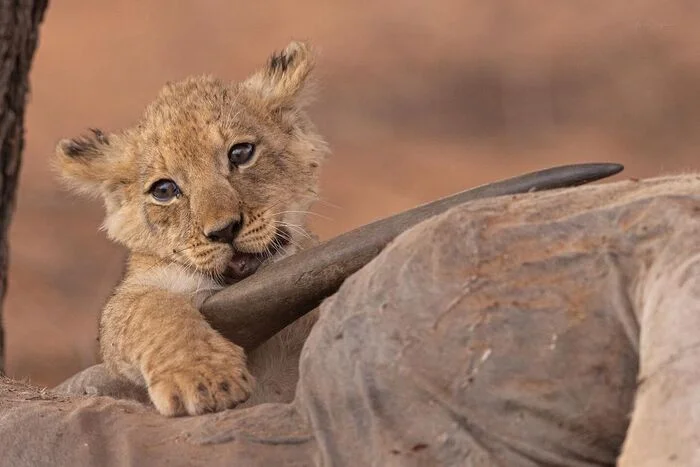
<box><xmin>146</xmin><ymin>346</ymin><xmax>254</xmax><ymax>417</ymax></box>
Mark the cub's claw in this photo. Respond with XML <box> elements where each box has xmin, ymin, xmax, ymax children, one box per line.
<box><xmin>147</xmin><ymin>346</ymin><xmax>254</xmax><ymax>416</ymax></box>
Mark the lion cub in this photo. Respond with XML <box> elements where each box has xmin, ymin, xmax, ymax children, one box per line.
<box><xmin>54</xmin><ymin>42</ymin><xmax>329</xmax><ymax>416</ymax></box>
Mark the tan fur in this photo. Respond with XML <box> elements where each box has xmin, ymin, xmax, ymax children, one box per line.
<box><xmin>54</xmin><ymin>41</ymin><xmax>330</xmax><ymax>416</ymax></box>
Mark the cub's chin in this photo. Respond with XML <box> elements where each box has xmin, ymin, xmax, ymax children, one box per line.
<box><xmin>221</xmin><ymin>250</ymin><xmax>267</xmax><ymax>284</ymax></box>
<box><xmin>220</xmin><ymin>227</ymin><xmax>292</xmax><ymax>285</ymax></box>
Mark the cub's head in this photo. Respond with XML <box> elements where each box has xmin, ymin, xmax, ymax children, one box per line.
<box><xmin>55</xmin><ymin>41</ymin><xmax>329</xmax><ymax>282</ymax></box>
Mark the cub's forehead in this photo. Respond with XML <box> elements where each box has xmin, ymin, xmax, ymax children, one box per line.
<box><xmin>128</xmin><ymin>76</ymin><xmax>267</xmax><ymax>177</ymax></box>
<box><xmin>144</xmin><ymin>76</ymin><xmax>233</xmax><ymax>127</ymax></box>
<box><xmin>133</xmin><ymin>76</ymin><xmax>262</xmax><ymax>150</ymax></box>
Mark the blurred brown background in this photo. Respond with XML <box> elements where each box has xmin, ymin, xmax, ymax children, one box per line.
<box><xmin>5</xmin><ymin>0</ymin><xmax>699</xmax><ymax>387</ymax></box>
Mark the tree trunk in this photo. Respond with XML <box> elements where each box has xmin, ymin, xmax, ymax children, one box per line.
<box><xmin>0</xmin><ymin>0</ymin><xmax>49</xmax><ymax>374</ymax></box>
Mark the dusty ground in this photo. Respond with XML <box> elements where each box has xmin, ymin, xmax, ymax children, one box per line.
<box><xmin>4</xmin><ymin>0</ymin><xmax>699</xmax><ymax>387</ymax></box>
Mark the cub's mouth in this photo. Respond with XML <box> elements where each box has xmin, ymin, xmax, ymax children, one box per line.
<box><xmin>220</xmin><ymin>228</ymin><xmax>290</xmax><ymax>285</ymax></box>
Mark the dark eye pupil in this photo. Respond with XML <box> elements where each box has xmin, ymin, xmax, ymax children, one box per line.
<box><xmin>228</xmin><ymin>143</ymin><xmax>255</xmax><ymax>166</ymax></box>
<box><xmin>150</xmin><ymin>179</ymin><xmax>179</xmax><ymax>201</ymax></box>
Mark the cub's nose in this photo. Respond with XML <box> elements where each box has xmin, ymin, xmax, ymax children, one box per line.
<box><xmin>206</xmin><ymin>217</ymin><xmax>242</xmax><ymax>244</ymax></box>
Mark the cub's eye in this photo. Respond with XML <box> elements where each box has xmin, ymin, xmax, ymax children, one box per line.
<box><xmin>149</xmin><ymin>179</ymin><xmax>180</xmax><ymax>202</ymax></box>
<box><xmin>228</xmin><ymin>142</ymin><xmax>256</xmax><ymax>167</ymax></box>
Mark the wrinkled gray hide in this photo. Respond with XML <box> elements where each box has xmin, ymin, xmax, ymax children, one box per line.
<box><xmin>2</xmin><ymin>174</ymin><xmax>699</xmax><ymax>466</ymax></box>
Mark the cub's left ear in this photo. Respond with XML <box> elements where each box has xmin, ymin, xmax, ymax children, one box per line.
<box><xmin>242</xmin><ymin>41</ymin><xmax>316</xmax><ymax>109</ymax></box>
<box><xmin>53</xmin><ymin>128</ymin><xmax>127</xmax><ymax>197</ymax></box>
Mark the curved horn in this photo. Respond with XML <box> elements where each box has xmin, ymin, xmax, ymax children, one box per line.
<box><xmin>202</xmin><ymin>163</ymin><xmax>624</xmax><ymax>350</ymax></box>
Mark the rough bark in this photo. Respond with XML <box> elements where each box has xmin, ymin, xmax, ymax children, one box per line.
<box><xmin>0</xmin><ymin>0</ymin><xmax>49</xmax><ymax>374</ymax></box>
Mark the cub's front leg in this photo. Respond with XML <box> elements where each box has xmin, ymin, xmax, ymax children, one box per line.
<box><xmin>100</xmin><ymin>285</ymin><xmax>254</xmax><ymax>416</ymax></box>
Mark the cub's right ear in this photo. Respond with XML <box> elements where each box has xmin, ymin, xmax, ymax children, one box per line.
<box><xmin>242</xmin><ymin>41</ymin><xmax>316</xmax><ymax>110</ymax></box>
<box><xmin>54</xmin><ymin>128</ymin><xmax>125</xmax><ymax>197</ymax></box>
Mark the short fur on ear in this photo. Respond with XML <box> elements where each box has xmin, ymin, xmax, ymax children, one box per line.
<box><xmin>242</xmin><ymin>41</ymin><xmax>316</xmax><ymax>109</ymax></box>
<box><xmin>54</xmin><ymin>128</ymin><xmax>127</xmax><ymax>197</ymax></box>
